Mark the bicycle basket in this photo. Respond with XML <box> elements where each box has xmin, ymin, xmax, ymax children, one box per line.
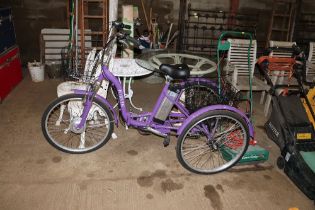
<box><xmin>220</xmin><ymin>77</ymin><xmax>242</xmax><ymax>107</ymax></box>
<box><xmin>182</xmin><ymin>79</ymin><xmax>241</xmax><ymax>113</ymax></box>
<box><xmin>183</xmin><ymin>83</ymin><xmax>221</xmax><ymax>113</ymax></box>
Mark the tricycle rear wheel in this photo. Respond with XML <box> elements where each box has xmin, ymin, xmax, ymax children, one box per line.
<box><xmin>176</xmin><ymin>110</ymin><xmax>250</xmax><ymax>174</ymax></box>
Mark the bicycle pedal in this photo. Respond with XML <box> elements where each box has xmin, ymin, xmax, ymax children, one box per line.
<box><xmin>163</xmin><ymin>136</ymin><xmax>170</xmax><ymax>147</ymax></box>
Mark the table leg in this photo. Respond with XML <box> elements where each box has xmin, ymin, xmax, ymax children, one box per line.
<box><xmin>112</xmin><ymin>76</ymin><xmax>143</xmax><ymax>111</ymax></box>
<box><xmin>112</xmin><ymin>77</ymin><xmax>121</xmax><ymax>109</ymax></box>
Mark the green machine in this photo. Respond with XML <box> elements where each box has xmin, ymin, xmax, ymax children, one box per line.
<box><xmin>221</xmin><ymin>145</ymin><xmax>269</xmax><ymax>164</ymax></box>
<box><xmin>216</xmin><ymin>31</ymin><xmax>269</xmax><ymax>164</ymax></box>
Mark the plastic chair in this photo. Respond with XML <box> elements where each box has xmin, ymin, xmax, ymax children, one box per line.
<box><xmin>259</xmin><ymin>56</ymin><xmax>296</xmax><ymax>116</ymax></box>
<box><xmin>225</xmin><ymin>38</ymin><xmax>268</xmax><ymax>92</ymax></box>
<box><xmin>269</xmin><ymin>40</ymin><xmax>297</xmax><ymax>57</ymax></box>
<box><xmin>55</xmin><ymin>49</ymin><xmax>111</xmax><ymax>129</ymax></box>
<box><xmin>260</xmin><ymin>40</ymin><xmax>297</xmax><ymax>114</ymax></box>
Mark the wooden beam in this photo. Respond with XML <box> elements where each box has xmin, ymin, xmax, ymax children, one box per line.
<box><xmin>140</xmin><ymin>0</ymin><xmax>150</xmax><ymax>31</ymax></box>
<box><xmin>177</xmin><ymin>0</ymin><xmax>187</xmax><ymax>51</ymax></box>
<box><xmin>228</xmin><ymin>0</ymin><xmax>240</xmax><ymax>27</ymax></box>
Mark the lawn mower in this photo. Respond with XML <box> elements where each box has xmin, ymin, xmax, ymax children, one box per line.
<box><xmin>256</xmin><ymin>45</ymin><xmax>315</xmax><ymax>201</ymax></box>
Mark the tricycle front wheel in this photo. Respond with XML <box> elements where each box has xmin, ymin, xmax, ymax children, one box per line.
<box><xmin>41</xmin><ymin>94</ymin><xmax>114</xmax><ymax>154</ymax></box>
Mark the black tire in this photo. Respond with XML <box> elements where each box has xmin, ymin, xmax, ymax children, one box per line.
<box><xmin>176</xmin><ymin>110</ymin><xmax>250</xmax><ymax>174</ymax></box>
<box><xmin>41</xmin><ymin>94</ymin><xmax>114</xmax><ymax>154</ymax></box>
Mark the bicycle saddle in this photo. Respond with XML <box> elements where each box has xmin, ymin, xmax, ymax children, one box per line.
<box><xmin>159</xmin><ymin>64</ymin><xmax>190</xmax><ymax>80</ymax></box>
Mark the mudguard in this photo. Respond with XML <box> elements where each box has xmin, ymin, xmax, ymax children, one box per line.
<box><xmin>177</xmin><ymin>105</ymin><xmax>254</xmax><ymax>138</ymax></box>
<box><xmin>73</xmin><ymin>89</ymin><xmax>119</xmax><ymax>126</ymax></box>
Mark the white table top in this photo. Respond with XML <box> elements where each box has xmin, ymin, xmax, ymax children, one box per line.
<box><xmin>111</xmin><ymin>58</ymin><xmax>153</xmax><ymax>77</ymax></box>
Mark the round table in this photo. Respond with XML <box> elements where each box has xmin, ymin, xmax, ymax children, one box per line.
<box><xmin>135</xmin><ymin>49</ymin><xmax>217</xmax><ymax>76</ymax></box>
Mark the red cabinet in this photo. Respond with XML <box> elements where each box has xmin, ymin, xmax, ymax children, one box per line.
<box><xmin>0</xmin><ymin>46</ymin><xmax>22</xmax><ymax>102</ymax></box>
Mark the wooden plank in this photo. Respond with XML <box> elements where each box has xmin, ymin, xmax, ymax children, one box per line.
<box><xmin>84</xmin><ymin>15</ymin><xmax>104</xmax><ymax>19</ymax></box>
<box><xmin>40</xmin><ymin>28</ymin><xmax>93</xmax><ymax>65</ymax></box>
<box><xmin>41</xmin><ymin>28</ymin><xmax>92</xmax><ymax>35</ymax></box>
<box><xmin>45</xmin><ymin>48</ymin><xmax>65</xmax><ymax>53</ymax></box>
<box><xmin>45</xmin><ymin>42</ymin><xmax>91</xmax><ymax>48</ymax></box>
<box><xmin>84</xmin><ymin>0</ymin><xmax>104</xmax><ymax>2</ymax></box>
<box><xmin>43</xmin><ymin>35</ymin><xmax>92</xmax><ymax>41</ymax></box>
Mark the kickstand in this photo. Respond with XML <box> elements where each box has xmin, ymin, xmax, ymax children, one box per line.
<box><xmin>163</xmin><ymin>135</ymin><xmax>170</xmax><ymax>147</ymax></box>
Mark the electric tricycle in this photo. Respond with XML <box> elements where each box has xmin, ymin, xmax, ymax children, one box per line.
<box><xmin>41</xmin><ymin>22</ymin><xmax>255</xmax><ymax>174</ymax></box>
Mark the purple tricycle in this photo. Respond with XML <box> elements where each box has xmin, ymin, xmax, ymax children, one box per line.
<box><xmin>41</xmin><ymin>22</ymin><xmax>254</xmax><ymax>174</ymax></box>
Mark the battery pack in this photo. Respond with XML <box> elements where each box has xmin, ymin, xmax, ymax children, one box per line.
<box><xmin>154</xmin><ymin>90</ymin><xmax>178</xmax><ymax>122</ymax></box>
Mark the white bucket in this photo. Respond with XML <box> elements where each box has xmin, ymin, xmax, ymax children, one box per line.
<box><xmin>28</xmin><ymin>61</ymin><xmax>44</xmax><ymax>82</ymax></box>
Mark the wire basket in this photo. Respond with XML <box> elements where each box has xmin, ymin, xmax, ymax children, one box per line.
<box><xmin>220</xmin><ymin>77</ymin><xmax>242</xmax><ymax>106</ymax></box>
<box><xmin>79</xmin><ymin>48</ymin><xmax>100</xmax><ymax>84</ymax></box>
<box><xmin>180</xmin><ymin>77</ymin><xmax>241</xmax><ymax>113</ymax></box>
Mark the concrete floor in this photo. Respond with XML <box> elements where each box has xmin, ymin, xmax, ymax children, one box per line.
<box><xmin>0</xmin><ymin>74</ymin><xmax>314</xmax><ymax>210</ymax></box>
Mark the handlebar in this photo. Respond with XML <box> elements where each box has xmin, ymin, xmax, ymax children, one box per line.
<box><xmin>112</xmin><ymin>21</ymin><xmax>131</xmax><ymax>30</ymax></box>
<box><xmin>112</xmin><ymin>21</ymin><xmax>141</xmax><ymax>49</ymax></box>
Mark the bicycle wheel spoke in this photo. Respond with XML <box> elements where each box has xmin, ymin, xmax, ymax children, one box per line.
<box><xmin>217</xmin><ymin>149</ymin><xmax>226</xmax><ymax>166</ymax></box>
<box><xmin>59</xmin><ymin>133</ymin><xmax>79</xmax><ymax>147</ymax></box>
<box><xmin>217</xmin><ymin>128</ymin><xmax>245</xmax><ymax>147</ymax></box>
<box><xmin>183</xmin><ymin>139</ymin><xmax>207</xmax><ymax>147</ymax></box>
<box><xmin>182</xmin><ymin>142</ymin><xmax>208</xmax><ymax>149</ymax></box>
<box><xmin>191</xmin><ymin>149</ymin><xmax>210</xmax><ymax>168</ymax></box>
<box><xmin>182</xmin><ymin>146</ymin><xmax>209</xmax><ymax>157</ymax></box>
<box><xmin>87</xmin><ymin>123</ymin><xmax>107</xmax><ymax>128</ymax></box>
<box><xmin>85</xmin><ymin>131</ymin><xmax>101</xmax><ymax>144</ymax></box>
<box><xmin>200</xmin><ymin>152</ymin><xmax>213</xmax><ymax>168</ymax></box>
<box><xmin>50</xmin><ymin>131</ymin><xmax>66</xmax><ymax>139</ymax></box>
<box><xmin>183</xmin><ymin>141</ymin><xmax>209</xmax><ymax>151</ymax></box>
<box><xmin>48</xmin><ymin>127</ymin><xmax>68</xmax><ymax>132</ymax></box>
<box><xmin>213</xmin><ymin>122</ymin><xmax>238</xmax><ymax>139</ymax></box>
<box><xmin>87</xmin><ymin>129</ymin><xmax>105</xmax><ymax>136</ymax></box>
<box><xmin>183</xmin><ymin>148</ymin><xmax>210</xmax><ymax>162</ymax></box>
